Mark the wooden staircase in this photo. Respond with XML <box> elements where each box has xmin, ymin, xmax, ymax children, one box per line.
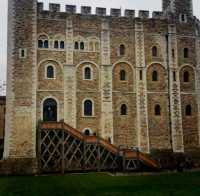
<box><xmin>38</xmin><ymin>122</ymin><xmax>159</xmax><ymax>173</ymax></box>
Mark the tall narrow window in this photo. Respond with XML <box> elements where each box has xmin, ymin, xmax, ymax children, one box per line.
<box><xmin>152</xmin><ymin>46</ymin><xmax>158</xmax><ymax>57</ymax></box>
<box><xmin>80</xmin><ymin>42</ymin><xmax>84</xmax><ymax>50</ymax></box>
<box><xmin>60</xmin><ymin>41</ymin><xmax>65</xmax><ymax>49</ymax></box>
<box><xmin>184</xmin><ymin>48</ymin><xmax>189</xmax><ymax>58</ymax></box>
<box><xmin>155</xmin><ymin>104</ymin><xmax>161</xmax><ymax>116</ymax></box>
<box><xmin>84</xmin><ymin>100</ymin><xmax>93</xmax><ymax>116</ymax></box>
<box><xmin>75</xmin><ymin>42</ymin><xmax>79</xmax><ymax>50</ymax></box>
<box><xmin>84</xmin><ymin>67</ymin><xmax>91</xmax><ymax>80</ymax></box>
<box><xmin>121</xmin><ymin>104</ymin><xmax>127</xmax><ymax>115</ymax></box>
<box><xmin>140</xmin><ymin>70</ymin><xmax>143</xmax><ymax>80</ymax></box>
<box><xmin>44</xmin><ymin>40</ymin><xmax>49</xmax><ymax>48</ymax></box>
<box><xmin>183</xmin><ymin>71</ymin><xmax>190</xmax><ymax>82</ymax></box>
<box><xmin>47</xmin><ymin>65</ymin><xmax>54</xmax><ymax>79</ymax></box>
<box><xmin>185</xmin><ymin>105</ymin><xmax>192</xmax><ymax>116</ymax></box>
<box><xmin>119</xmin><ymin>44</ymin><xmax>125</xmax><ymax>56</ymax></box>
<box><xmin>19</xmin><ymin>48</ymin><xmax>26</xmax><ymax>58</ymax></box>
<box><xmin>43</xmin><ymin>98</ymin><xmax>57</xmax><ymax>122</ymax></box>
<box><xmin>152</xmin><ymin>70</ymin><xmax>158</xmax><ymax>81</ymax></box>
<box><xmin>38</xmin><ymin>40</ymin><xmax>43</xmax><ymax>48</ymax></box>
<box><xmin>120</xmin><ymin>70</ymin><xmax>126</xmax><ymax>81</ymax></box>
<box><xmin>172</xmin><ymin>49</ymin><xmax>175</xmax><ymax>59</ymax></box>
<box><xmin>173</xmin><ymin>71</ymin><xmax>176</xmax><ymax>81</ymax></box>
<box><xmin>54</xmin><ymin>41</ymin><xmax>59</xmax><ymax>49</ymax></box>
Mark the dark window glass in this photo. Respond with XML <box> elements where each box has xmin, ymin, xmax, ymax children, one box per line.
<box><xmin>173</xmin><ymin>71</ymin><xmax>176</xmax><ymax>81</ymax></box>
<box><xmin>43</xmin><ymin>98</ymin><xmax>57</xmax><ymax>122</ymax></box>
<box><xmin>21</xmin><ymin>49</ymin><xmax>25</xmax><ymax>58</ymax></box>
<box><xmin>186</xmin><ymin>105</ymin><xmax>192</xmax><ymax>116</ymax></box>
<box><xmin>183</xmin><ymin>71</ymin><xmax>189</xmax><ymax>82</ymax></box>
<box><xmin>184</xmin><ymin>48</ymin><xmax>189</xmax><ymax>58</ymax></box>
<box><xmin>84</xmin><ymin>100</ymin><xmax>93</xmax><ymax>116</ymax></box>
<box><xmin>84</xmin><ymin>67</ymin><xmax>91</xmax><ymax>79</ymax></box>
<box><xmin>155</xmin><ymin>105</ymin><xmax>161</xmax><ymax>116</ymax></box>
<box><xmin>152</xmin><ymin>46</ymin><xmax>158</xmax><ymax>57</ymax></box>
<box><xmin>54</xmin><ymin>41</ymin><xmax>59</xmax><ymax>49</ymax></box>
<box><xmin>47</xmin><ymin>66</ymin><xmax>54</xmax><ymax>78</ymax></box>
<box><xmin>119</xmin><ymin>44</ymin><xmax>125</xmax><ymax>56</ymax></box>
<box><xmin>140</xmin><ymin>70</ymin><xmax>143</xmax><ymax>80</ymax></box>
<box><xmin>84</xmin><ymin>129</ymin><xmax>90</xmax><ymax>136</ymax></box>
<box><xmin>74</xmin><ymin>42</ymin><xmax>79</xmax><ymax>50</ymax></box>
<box><xmin>121</xmin><ymin>104</ymin><xmax>127</xmax><ymax>115</ymax></box>
<box><xmin>44</xmin><ymin>40</ymin><xmax>49</xmax><ymax>48</ymax></box>
<box><xmin>172</xmin><ymin>49</ymin><xmax>175</xmax><ymax>59</ymax></box>
<box><xmin>80</xmin><ymin>42</ymin><xmax>84</xmax><ymax>50</ymax></box>
<box><xmin>38</xmin><ymin>40</ymin><xmax>43</xmax><ymax>48</ymax></box>
<box><xmin>60</xmin><ymin>41</ymin><xmax>65</xmax><ymax>49</ymax></box>
<box><xmin>152</xmin><ymin>70</ymin><xmax>158</xmax><ymax>81</ymax></box>
<box><xmin>120</xmin><ymin>70</ymin><xmax>126</xmax><ymax>81</ymax></box>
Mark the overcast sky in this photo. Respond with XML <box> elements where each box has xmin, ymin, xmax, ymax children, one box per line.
<box><xmin>0</xmin><ymin>0</ymin><xmax>200</xmax><ymax>82</ymax></box>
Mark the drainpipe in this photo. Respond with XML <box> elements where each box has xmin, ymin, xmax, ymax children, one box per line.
<box><xmin>165</xmin><ymin>33</ymin><xmax>173</xmax><ymax>151</ymax></box>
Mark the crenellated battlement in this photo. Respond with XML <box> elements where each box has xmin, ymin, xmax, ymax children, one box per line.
<box><xmin>37</xmin><ymin>2</ymin><xmax>165</xmax><ymax>20</ymax></box>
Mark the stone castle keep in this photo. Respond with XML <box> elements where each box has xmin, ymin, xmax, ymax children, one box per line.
<box><xmin>3</xmin><ymin>0</ymin><xmax>200</xmax><ymax>168</ymax></box>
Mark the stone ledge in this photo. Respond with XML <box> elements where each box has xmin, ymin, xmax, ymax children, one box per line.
<box><xmin>0</xmin><ymin>158</ymin><xmax>38</xmax><ymax>176</ymax></box>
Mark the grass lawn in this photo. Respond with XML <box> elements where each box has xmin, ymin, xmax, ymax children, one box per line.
<box><xmin>0</xmin><ymin>172</ymin><xmax>200</xmax><ymax>196</ymax></box>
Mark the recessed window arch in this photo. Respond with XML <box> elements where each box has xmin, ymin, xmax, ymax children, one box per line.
<box><xmin>83</xmin><ymin>99</ymin><xmax>93</xmax><ymax>116</ymax></box>
<box><xmin>121</xmin><ymin>104</ymin><xmax>128</xmax><ymax>115</ymax></box>
<box><xmin>80</xmin><ymin>42</ymin><xmax>85</xmax><ymax>50</ymax></box>
<box><xmin>84</xmin><ymin>66</ymin><xmax>92</xmax><ymax>80</ymax></box>
<box><xmin>120</xmin><ymin>70</ymin><xmax>126</xmax><ymax>81</ymax></box>
<box><xmin>185</xmin><ymin>105</ymin><xmax>192</xmax><ymax>116</ymax></box>
<box><xmin>60</xmin><ymin>41</ymin><xmax>65</xmax><ymax>49</ymax></box>
<box><xmin>46</xmin><ymin>65</ymin><xmax>55</xmax><ymax>79</ymax></box>
<box><xmin>183</xmin><ymin>71</ymin><xmax>190</xmax><ymax>82</ymax></box>
<box><xmin>43</xmin><ymin>98</ymin><xmax>57</xmax><ymax>122</ymax></box>
<box><xmin>152</xmin><ymin>46</ymin><xmax>158</xmax><ymax>57</ymax></box>
<box><xmin>119</xmin><ymin>44</ymin><xmax>125</xmax><ymax>56</ymax></box>
<box><xmin>184</xmin><ymin>48</ymin><xmax>189</xmax><ymax>58</ymax></box>
<box><xmin>84</xmin><ymin>129</ymin><xmax>91</xmax><ymax>136</ymax></box>
<box><xmin>152</xmin><ymin>70</ymin><xmax>158</xmax><ymax>81</ymax></box>
<box><xmin>54</xmin><ymin>40</ymin><xmax>59</xmax><ymax>49</ymax></box>
<box><xmin>38</xmin><ymin>35</ymin><xmax>49</xmax><ymax>49</ymax></box>
<box><xmin>74</xmin><ymin>42</ymin><xmax>79</xmax><ymax>50</ymax></box>
<box><xmin>155</xmin><ymin>104</ymin><xmax>161</xmax><ymax>116</ymax></box>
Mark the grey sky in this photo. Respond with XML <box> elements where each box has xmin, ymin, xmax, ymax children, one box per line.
<box><xmin>0</xmin><ymin>0</ymin><xmax>200</xmax><ymax>82</ymax></box>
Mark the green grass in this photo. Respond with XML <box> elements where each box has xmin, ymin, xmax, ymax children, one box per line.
<box><xmin>0</xmin><ymin>172</ymin><xmax>200</xmax><ymax>196</ymax></box>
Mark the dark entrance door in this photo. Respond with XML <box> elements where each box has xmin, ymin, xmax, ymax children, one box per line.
<box><xmin>43</xmin><ymin>98</ymin><xmax>57</xmax><ymax>122</ymax></box>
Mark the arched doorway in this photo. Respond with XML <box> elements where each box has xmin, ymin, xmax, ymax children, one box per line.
<box><xmin>43</xmin><ymin>98</ymin><xmax>57</xmax><ymax>122</ymax></box>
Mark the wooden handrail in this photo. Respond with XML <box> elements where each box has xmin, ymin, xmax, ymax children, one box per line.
<box><xmin>40</xmin><ymin>122</ymin><xmax>159</xmax><ymax>169</ymax></box>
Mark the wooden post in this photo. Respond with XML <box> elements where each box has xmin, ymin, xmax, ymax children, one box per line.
<box><xmin>97</xmin><ymin>136</ymin><xmax>100</xmax><ymax>172</ymax></box>
<box><xmin>37</xmin><ymin>125</ymin><xmax>42</xmax><ymax>174</ymax></box>
<box><xmin>61</xmin><ymin>129</ymin><xmax>65</xmax><ymax>175</ymax></box>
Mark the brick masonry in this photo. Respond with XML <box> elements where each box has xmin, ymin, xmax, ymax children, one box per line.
<box><xmin>3</xmin><ymin>0</ymin><xmax>200</xmax><ymax>166</ymax></box>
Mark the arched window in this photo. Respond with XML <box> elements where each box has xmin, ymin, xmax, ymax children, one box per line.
<box><xmin>74</xmin><ymin>42</ymin><xmax>79</xmax><ymax>50</ymax></box>
<box><xmin>38</xmin><ymin>40</ymin><xmax>43</xmax><ymax>48</ymax></box>
<box><xmin>84</xmin><ymin>67</ymin><xmax>91</xmax><ymax>80</ymax></box>
<box><xmin>184</xmin><ymin>48</ymin><xmax>189</xmax><ymax>58</ymax></box>
<box><xmin>119</xmin><ymin>44</ymin><xmax>125</xmax><ymax>56</ymax></box>
<box><xmin>120</xmin><ymin>70</ymin><xmax>126</xmax><ymax>81</ymax></box>
<box><xmin>84</xmin><ymin>100</ymin><xmax>93</xmax><ymax>116</ymax></box>
<box><xmin>43</xmin><ymin>98</ymin><xmax>57</xmax><ymax>122</ymax></box>
<box><xmin>152</xmin><ymin>70</ymin><xmax>158</xmax><ymax>81</ymax></box>
<box><xmin>84</xmin><ymin>129</ymin><xmax>90</xmax><ymax>136</ymax></box>
<box><xmin>47</xmin><ymin>65</ymin><xmax>54</xmax><ymax>79</ymax></box>
<box><xmin>155</xmin><ymin>104</ymin><xmax>161</xmax><ymax>116</ymax></box>
<box><xmin>121</xmin><ymin>104</ymin><xmax>127</xmax><ymax>115</ymax></box>
<box><xmin>186</xmin><ymin>105</ymin><xmax>192</xmax><ymax>116</ymax></box>
<box><xmin>44</xmin><ymin>40</ymin><xmax>49</xmax><ymax>48</ymax></box>
<box><xmin>152</xmin><ymin>46</ymin><xmax>158</xmax><ymax>57</ymax></box>
<box><xmin>80</xmin><ymin>42</ymin><xmax>85</xmax><ymax>50</ymax></box>
<box><xmin>183</xmin><ymin>71</ymin><xmax>190</xmax><ymax>82</ymax></box>
<box><xmin>60</xmin><ymin>41</ymin><xmax>65</xmax><ymax>49</ymax></box>
<box><xmin>54</xmin><ymin>41</ymin><xmax>59</xmax><ymax>49</ymax></box>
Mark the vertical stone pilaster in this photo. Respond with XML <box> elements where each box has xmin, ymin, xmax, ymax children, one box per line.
<box><xmin>195</xmin><ymin>37</ymin><xmax>200</xmax><ymax>146</ymax></box>
<box><xmin>64</xmin><ymin>18</ymin><xmax>76</xmax><ymax>128</ymax></box>
<box><xmin>168</xmin><ymin>25</ymin><xmax>184</xmax><ymax>152</ymax></box>
<box><xmin>100</xmin><ymin>19</ymin><xmax>113</xmax><ymax>142</ymax></box>
<box><xmin>4</xmin><ymin>0</ymin><xmax>37</xmax><ymax>158</ymax></box>
<box><xmin>135</xmin><ymin>21</ymin><xmax>150</xmax><ymax>153</ymax></box>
